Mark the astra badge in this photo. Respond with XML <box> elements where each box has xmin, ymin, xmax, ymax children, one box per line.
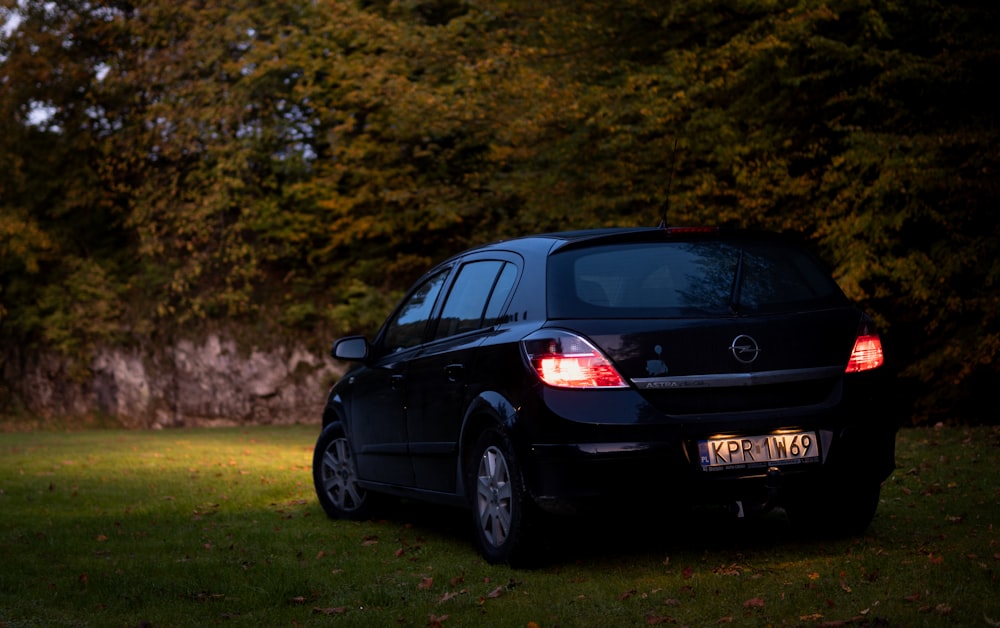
<box><xmin>729</xmin><ymin>334</ymin><xmax>760</xmax><ymax>364</ymax></box>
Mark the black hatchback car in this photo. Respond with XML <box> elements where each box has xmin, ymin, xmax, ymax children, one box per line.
<box><xmin>312</xmin><ymin>227</ymin><xmax>895</xmax><ymax>565</ymax></box>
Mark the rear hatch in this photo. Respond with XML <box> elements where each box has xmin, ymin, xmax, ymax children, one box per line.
<box><xmin>546</xmin><ymin>231</ymin><xmax>862</xmax><ymax>416</ymax></box>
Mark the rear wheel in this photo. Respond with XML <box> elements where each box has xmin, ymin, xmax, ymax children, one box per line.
<box><xmin>468</xmin><ymin>428</ymin><xmax>538</xmax><ymax>566</ymax></box>
<box><xmin>313</xmin><ymin>423</ymin><xmax>370</xmax><ymax>520</ymax></box>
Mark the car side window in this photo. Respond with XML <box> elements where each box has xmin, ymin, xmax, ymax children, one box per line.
<box><xmin>434</xmin><ymin>261</ymin><xmax>515</xmax><ymax>340</ymax></box>
<box><xmin>484</xmin><ymin>262</ymin><xmax>517</xmax><ymax>326</ymax></box>
<box><xmin>381</xmin><ymin>269</ymin><xmax>450</xmax><ymax>352</ymax></box>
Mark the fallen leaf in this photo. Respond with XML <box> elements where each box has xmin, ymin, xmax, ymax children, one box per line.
<box><xmin>312</xmin><ymin>607</ymin><xmax>346</xmax><ymax>615</ymax></box>
<box><xmin>428</xmin><ymin>613</ymin><xmax>449</xmax><ymax>627</ymax></box>
<box><xmin>618</xmin><ymin>589</ymin><xmax>637</xmax><ymax>601</ymax></box>
<box><xmin>743</xmin><ymin>597</ymin><xmax>765</xmax><ymax>609</ymax></box>
<box><xmin>418</xmin><ymin>577</ymin><xmax>434</xmax><ymax>590</ymax></box>
<box><xmin>682</xmin><ymin>566</ymin><xmax>694</xmax><ymax>579</ymax></box>
<box><xmin>799</xmin><ymin>613</ymin><xmax>823</xmax><ymax>621</ymax></box>
<box><xmin>645</xmin><ymin>613</ymin><xmax>676</xmax><ymax>624</ymax></box>
<box><xmin>714</xmin><ymin>563</ymin><xmax>743</xmax><ymax>576</ymax></box>
<box><xmin>487</xmin><ymin>586</ymin><xmax>503</xmax><ymax>599</ymax></box>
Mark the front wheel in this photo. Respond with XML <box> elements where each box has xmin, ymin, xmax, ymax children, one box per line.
<box><xmin>468</xmin><ymin>428</ymin><xmax>539</xmax><ymax>566</ymax></box>
<box><xmin>313</xmin><ymin>423</ymin><xmax>370</xmax><ymax>520</ymax></box>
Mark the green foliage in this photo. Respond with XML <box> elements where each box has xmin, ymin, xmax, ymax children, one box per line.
<box><xmin>0</xmin><ymin>424</ymin><xmax>997</xmax><ymax>625</ymax></box>
<box><xmin>1</xmin><ymin>0</ymin><xmax>997</xmax><ymax>421</ymax></box>
<box><xmin>326</xmin><ymin>278</ymin><xmax>403</xmax><ymax>336</ymax></box>
<box><xmin>36</xmin><ymin>258</ymin><xmax>126</xmax><ymax>377</ymax></box>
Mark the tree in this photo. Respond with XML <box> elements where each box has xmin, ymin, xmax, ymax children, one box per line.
<box><xmin>1</xmin><ymin>0</ymin><xmax>996</xmax><ymax>421</ymax></box>
<box><xmin>470</xmin><ymin>0</ymin><xmax>1000</xmax><ymax>421</ymax></box>
<box><xmin>0</xmin><ymin>0</ymin><xmax>135</xmax><ymax>366</ymax></box>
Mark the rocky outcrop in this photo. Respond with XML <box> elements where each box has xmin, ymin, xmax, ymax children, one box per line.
<box><xmin>1</xmin><ymin>334</ymin><xmax>341</xmax><ymax>428</ymax></box>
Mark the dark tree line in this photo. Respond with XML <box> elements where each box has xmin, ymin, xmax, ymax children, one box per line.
<box><xmin>1</xmin><ymin>0</ymin><xmax>997</xmax><ymax>423</ymax></box>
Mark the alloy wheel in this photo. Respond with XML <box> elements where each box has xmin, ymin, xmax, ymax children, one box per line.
<box><xmin>475</xmin><ymin>445</ymin><xmax>513</xmax><ymax>548</ymax></box>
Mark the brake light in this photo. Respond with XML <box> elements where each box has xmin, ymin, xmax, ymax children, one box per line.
<box><xmin>522</xmin><ymin>331</ymin><xmax>627</xmax><ymax>389</ymax></box>
<box><xmin>845</xmin><ymin>332</ymin><xmax>884</xmax><ymax>372</ymax></box>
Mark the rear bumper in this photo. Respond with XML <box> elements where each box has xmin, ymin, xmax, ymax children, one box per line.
<box><xmin>515</xmin><ymin>368</ymin><xmax>896</xmax><ymax>515</ymax></box>
<box><xmin>523</xmin><ymin>422</ymin><xmax>896</xmax><ymax>515</ymax></box>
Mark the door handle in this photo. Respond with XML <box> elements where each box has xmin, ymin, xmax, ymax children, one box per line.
<box><xmin>390</xmin><ymin>374</ymin><xmax>405</xmax><ymax>389</ymax></box>
<box><xmin>444</xmin><ymin>364</ymin><xmax>465</xmax><ymax>382</ymax></box>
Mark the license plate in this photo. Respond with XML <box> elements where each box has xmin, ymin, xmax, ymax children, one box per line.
<box><xmin>698</xmin><ymin>432</ymin><xmax>819</xmax><ymax>471</ymax></box>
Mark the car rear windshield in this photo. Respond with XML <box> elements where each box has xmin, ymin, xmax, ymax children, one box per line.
<box><xmin>547</xmin><ymin>240</ymin><xmax>847</xmax><ymax>318</ymax></box>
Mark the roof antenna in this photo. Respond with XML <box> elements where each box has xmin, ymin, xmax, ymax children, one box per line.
<box><xmin>657</xmin><ymin>138</ymin><xmax>679</xmax><ymax>229</ymax></box>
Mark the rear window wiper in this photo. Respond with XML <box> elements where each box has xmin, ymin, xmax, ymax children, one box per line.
<box><xmin>729</xmin><ymin>248</ymin><xmax>744</xmax><ymax>314</ymax></box>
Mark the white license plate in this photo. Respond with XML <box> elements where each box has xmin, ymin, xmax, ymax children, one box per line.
<box><xmin>698</xmin><ymin>432</ymin><xmax>819</xmax><ymax>471</ymax></box>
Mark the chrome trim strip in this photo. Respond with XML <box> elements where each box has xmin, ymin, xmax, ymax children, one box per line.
<box><xmin>632</xmin><ymin>366</ymin><xmax>842</xmax><ymax>389</ymax></box>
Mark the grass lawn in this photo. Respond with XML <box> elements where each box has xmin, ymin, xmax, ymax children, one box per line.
<box><xmin>0</xmin><ymin>422</ymin><xmax>997</xmax><ymax>626</ymax></box>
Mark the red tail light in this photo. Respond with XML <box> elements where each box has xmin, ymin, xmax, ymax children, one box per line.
<box><xmin>521</xmin><ymin>331</ymin><xmax>627</xmax><ymax>389</ymax></box>
<box><xmin>845</xmin><ymin>326</ymin><xmax>884</xmax><ymax>373</ymax></box>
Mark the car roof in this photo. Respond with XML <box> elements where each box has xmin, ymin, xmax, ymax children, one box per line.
<box><xmin>461</xmin><ymin>225</ymin><xmax>791</xmax><ymax>255</ymax></box>
<box><xmin>466</xmin><ymin>227</ymin><xmax>670</xmax><ymax>254</ymax></box>
<box><xmin>434</xmin><ymin>227</ymin><xmax>819</xmax><ymax>276</ymax></box>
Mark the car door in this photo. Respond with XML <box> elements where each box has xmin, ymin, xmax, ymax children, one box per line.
<box><xmin>347</xmin><ymin>268</ymin><xmax>450</xmax><ymax>487</ymax></box>
<box><xmin>405</xmin><ymin>259</ymin><xmax>520</xmax><ymax>493</ymax></box>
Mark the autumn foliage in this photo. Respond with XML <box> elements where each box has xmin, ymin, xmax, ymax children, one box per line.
<box><xmin>1</xmin><ymin>0</ymin><xmax>997</xmax><ymax>423</ymax></box>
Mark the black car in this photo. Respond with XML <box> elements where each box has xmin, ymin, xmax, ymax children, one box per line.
<box><xmin>312</xmin><ymin>226</ymin><xmax>895</xmax><ymax>565</ymax></box>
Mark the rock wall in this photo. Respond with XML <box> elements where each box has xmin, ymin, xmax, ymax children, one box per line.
<box><xmin>1</xmin><ymin>334</ymin><xmax>341</xmax><ymax>428</ymax></box>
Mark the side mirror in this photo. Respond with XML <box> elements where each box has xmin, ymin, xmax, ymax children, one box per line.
<box><xmin>332</xmin><ymin>336</ymin><xmax>370</xmax><ymax>362</ymax></box>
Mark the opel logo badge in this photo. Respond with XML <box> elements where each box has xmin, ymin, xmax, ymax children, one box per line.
<box><xmin>729</xmin><ymin>334</ymin><xmax>760</xmax><ymax>364</ymax></box>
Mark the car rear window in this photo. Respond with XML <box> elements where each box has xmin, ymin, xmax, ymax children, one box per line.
<box><xmin>547</xmin><ymin>240</ymin><xmax>846</xmax><ymax>318</ymax></box>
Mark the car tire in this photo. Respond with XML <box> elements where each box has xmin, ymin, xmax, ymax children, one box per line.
<box><xmin>468</xmin><ymin>428</ymin><xmax>539</xmax><ymax>566</ymax></box>
<box><xmin>786</xmin><ymin>480</ymin><xmax>881</xmax><ymax>538</ymax></box>
<box><xmin>313</xmin><ymin>423</ymin><xmax>370</xmax><ymax>520</ymax></box>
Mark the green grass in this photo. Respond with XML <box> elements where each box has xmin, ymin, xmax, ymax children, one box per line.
<box><xmin>0</xmin><ymin>424</ymin><xmax>997</xmax><ymax>627</ymax></box>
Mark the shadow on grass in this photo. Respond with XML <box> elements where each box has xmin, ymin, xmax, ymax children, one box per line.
<box><xmin>540</xmin><ymin>505</ymin><xmax>803</xmax><ymax>565</ymax></box>
<box><xmin>356</xmin><ymin>494</ymin><xmax>814</xmax><ymax>567</ymax></box>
